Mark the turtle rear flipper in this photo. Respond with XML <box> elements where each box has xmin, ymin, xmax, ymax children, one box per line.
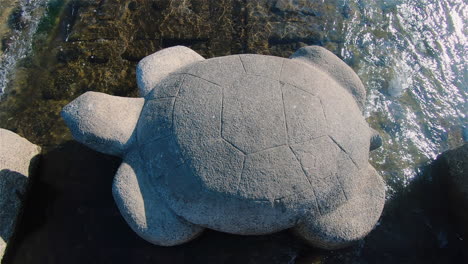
<box><xmin>293</xmin><ymin>165</ymin><xmax>385</xmax><ymax>249</ymax></box>
<box><xmin>136</xmin><ymin>46</ymin><xmax>205</xmax><ymax>97</ymax></box>
<box><xmin>290</xmin><ymin>46</ymin><xmax>366</xmax><ymax>111</ymax></box>
<box><xmin>112</xmin><ymin>151</ymin><xmax>204</xmax><ymax>246</ymax></box>
<box><xmin>61</xmin><ymin>92</ymin><xmax>144</xmax><ymax>156</ymax></box>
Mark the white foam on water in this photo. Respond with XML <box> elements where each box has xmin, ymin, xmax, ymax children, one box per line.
<box><xmin>0</xmin><ymin>0</ymin><xmax>49</xmax><ymax>96</ymax></box>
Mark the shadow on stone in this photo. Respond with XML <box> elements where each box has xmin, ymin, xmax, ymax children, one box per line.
<box><xmin>2</xmin><ymin>141</ymin><xmax>312</xmax><ymax>264</ymax></box>
<box><xmin>318</xmin><ymin>163</ymin><xmax>467</xmax><ymax>264</ymax></box>
<box><xmin>4</xmin><ymin>140</ymin><xmax>467</xmax><ymax>264</ymax></box>
<box><xmin>0</xmin><ymin>170</ymin><xmax>28</xmax><ymax>241</ymax></box>
<box><xmin>432</xmin><ymin>144</ymin><xmax>468</xmax><ymax>239</ymax></box>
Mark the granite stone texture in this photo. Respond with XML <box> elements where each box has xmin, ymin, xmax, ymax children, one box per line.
<box><xmin>61</xmin><ymin>45</ymin><xmax>385</xmax><ymax>250</ymax></box>
<box><xmin>136</xmin><ymin>46</ymin><xmax>204</xmax><ymax>97</ymax></box>
<box><xmin>61</xmin><ymin>92</ymin><xmax>145</xmax><ymax>156</ymax></box>
<box><xmin>290</xmin><ymin>46</ymin><xmax>367</xmax><ymax>111</ymax></box>
<box><xmin>0</xmin><ymin>129</ymin><xmax>40</xmax><ymax>260</ymax></box>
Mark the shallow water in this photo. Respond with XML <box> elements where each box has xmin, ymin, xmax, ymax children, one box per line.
<box><xmin>342</xmin><ymin>0</ymin><xmax>467</xmax><ymax>193</ymax></box>
<box><xmin>0</xmin><ymin>0</ymin><xmax>466</xmax><ymax>263</ymax></box>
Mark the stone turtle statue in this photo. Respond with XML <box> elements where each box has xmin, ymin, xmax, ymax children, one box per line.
<box><xmin>61</xmin><ymin>45</ymin><xmax>385</xmax><ymax>249</ymax></box>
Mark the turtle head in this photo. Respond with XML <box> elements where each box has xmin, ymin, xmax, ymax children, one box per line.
<box><xmin>61</xmin><ymin>92</ymin><xmax>145</xmax><ymax>156</ymax></box>
<box><xmin>62</xmin><ymin>46</ymin><xmax>204</xmax><ymax>156</ymax></box>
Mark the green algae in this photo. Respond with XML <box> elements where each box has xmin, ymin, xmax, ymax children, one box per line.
<box><xmin>36</xmin><ymin>0</ymin><xmax>66</xmax><ymax>35</ymax></box>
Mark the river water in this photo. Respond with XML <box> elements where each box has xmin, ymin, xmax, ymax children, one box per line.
<box><xmin>0</xmin><ymin>0</ymin><xmax>466</xmax><ymax>262</ymax></box>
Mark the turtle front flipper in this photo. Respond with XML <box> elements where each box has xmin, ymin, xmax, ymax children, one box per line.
<box><xmin>136</xmin><ymin>46</ymin><xmax>205</xmax><ymax>97</ymax></box>
<box><xmin>112</xmin><ymin>151</ymin><xmax>204</xmax><ymax>246</ymax></box>
<box><xmin>61</xmin><ymin>92</ymin><xmax>144</xmax><ymax>156</ymax></box>
<box><xmin>293</xmin><ymin>165</ymin><xmax>385</xmax><ymax>250</ymax></box>
<box><xmin>290</xmin><ymin>46</ymin><xmax>366</xmax><ymax>111</ymax></box>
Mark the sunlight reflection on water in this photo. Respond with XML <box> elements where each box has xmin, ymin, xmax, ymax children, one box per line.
<box><xmin>342</xmin><ymin>0</ymin><xmax>466</xmax><ymax>187</ymax></box>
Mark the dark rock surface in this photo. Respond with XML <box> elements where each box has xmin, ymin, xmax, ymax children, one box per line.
<box><xmin>432</xmin><ymin>144</ymin><xmax>468</xmax><ymax>239</ymax></box>
<box><xmin>1</xmin><ymin>141</ymin><xmax>310</xmax><ymax>264</ymax></box>
<box><xmin>1</xmin><ymin>142</ymin><xmax>466</xmax><ymax>264</ymax></box>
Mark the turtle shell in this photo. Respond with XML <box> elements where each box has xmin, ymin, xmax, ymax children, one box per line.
<box><xmin>134</xmin><ymin>54</ymin><xmax>371</xmax><ymax>234</ymax></box>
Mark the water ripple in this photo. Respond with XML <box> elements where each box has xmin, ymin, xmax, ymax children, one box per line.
<box><xmin>343</xmin><ymin>0</ymin><xmax>467</xmax><ymax>185</ymax></box>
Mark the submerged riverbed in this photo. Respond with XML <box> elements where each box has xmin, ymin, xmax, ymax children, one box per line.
<box><xmin>0</xmin><ymin>0</ymin><xmax>466</xmax><ymax>263</ymax></box>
